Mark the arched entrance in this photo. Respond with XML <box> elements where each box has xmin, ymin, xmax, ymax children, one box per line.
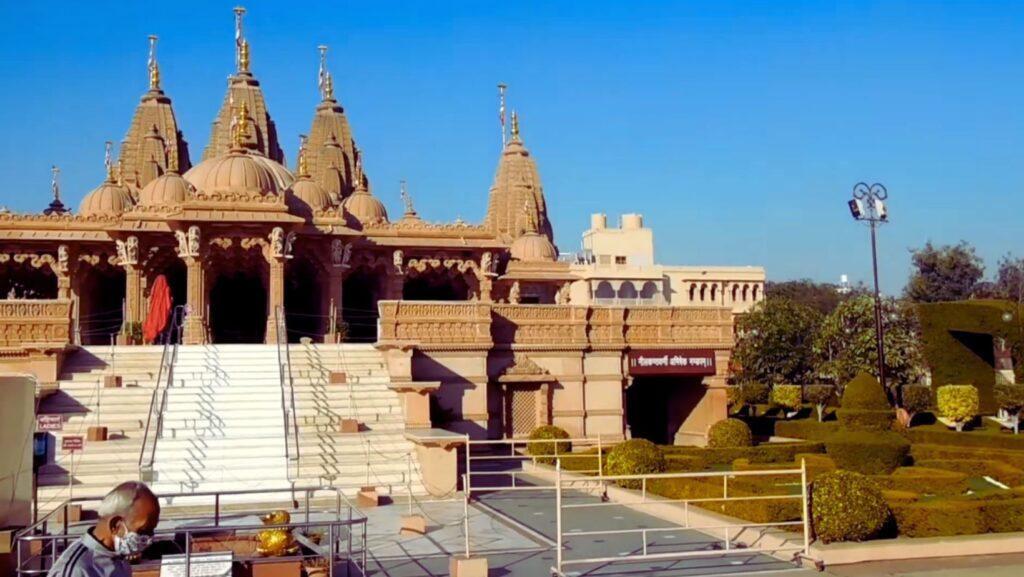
<box><xmin>343</xmin><ymin>268</ymin><xmax>384</xmax><ymax>343</ymax></box>
<box><xmin>144</xmin><ymin>255</ymin><xmax>187</xmax><ymax>343</ymax></box>
<box><xmin>285</xmin><ymin>256</ymin><xmax>325</xmax><ymax>343</ymax></box>
<box><xmin>209</xmin><ymin>269</ymin><xmax>267</xmax><ymax>344</ymax></box>
<box><xmin>77</xmin><ymin>264</ymin><xmax>126</xmax><ymax>346</ymax></box>
<box><xmin>0</xmin><ymin>260</ymin><xmax>57</xmax><ymax>299</ymax></box>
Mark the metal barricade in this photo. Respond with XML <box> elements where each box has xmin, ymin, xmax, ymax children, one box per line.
<box><xmin>550</xmin><ymin>459</ymin><xmax>811</xmax><ymax>576</ymax></box>
<box><xmin>464</xmin><ymin>437</ymin><xmax>605</xmax><ymax>495</ymax></box>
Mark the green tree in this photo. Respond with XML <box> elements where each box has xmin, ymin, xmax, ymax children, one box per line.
<box><xmin>813</xmin><ymin>295</ymin><xmax>924</xmax><ymax>389</ymax></box>
<box><xmin>766</xmin><ymin>279</ymin><xmax>864</xmax><ymax>316</ymax></box>
<box><xmin>994</xmin><ymin>254</ymin><xmax>1024</xmax><ymax>303</ymax></box>
<box><xmin>905</xmin><ymin>241</ymin><xmax>985</xmax><ymax>303</ymax></box>
<box><xmin>732</xmin><ymin>298</ymin><xmax>822</xmax><ymax>385</ymax></box>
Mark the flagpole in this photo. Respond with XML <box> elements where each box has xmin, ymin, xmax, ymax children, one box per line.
<box><xmin>498</xmin><ymin>82</ymin><xmax>507</xmax><ymax>148</ymax></box>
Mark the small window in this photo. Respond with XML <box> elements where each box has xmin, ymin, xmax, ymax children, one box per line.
<box><xmin>615</xmin><ymin>256</ymin><xmax>627</xmax><ymax>265</ymax></box>
<box><xmin>598</xmin><ymin>255</ymin><xmax>612</xmax><ymax>265</ymax></box>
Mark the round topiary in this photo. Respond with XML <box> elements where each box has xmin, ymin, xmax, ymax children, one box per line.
<box><xmin>770</xmin><ymin>385</ymin><xmax>803</xmax><ymax>413</ymax></box>
<box><xmin>804</xmin><ymin>384</ymin><xmax>835</xmax><ymax>422</ymax></box>
<box><xmin>604</xmin><ymin>439</ymin><xmax>666</xmax><ymax>489</ymax></box>
<box><xmin>825</xmin><ymin>431</ymin><xmax>909</xmax><ymax>475</ymax></box>
<box><xmin>837</xmin><ymin>371</ymin><xmax>894</xmax><ymax>432</ymax></box>
<box><xmin>936</xmin><ymin>385</ymin><xmax>979</xmax><ymax>431</ymax></box>
<box><xmin>707</xmin><ymin>418</ymin><xmax>753</xmax><ymax>448</ymax></box>
<box><xmin>811</xmin><ymin>470</ymin><xmax>890</xmax><ymax>543</ymax></box>
<box><xmin>900</xmin><ymin>385</ymin><xmax>932</xmax><ymax>422</ymax></box>
<box><xmin>527</xmin><ymin>425</ymin><xmax>571</xmax><ymax>465</ymax></box>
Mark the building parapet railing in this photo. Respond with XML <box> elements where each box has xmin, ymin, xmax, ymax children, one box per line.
<box><xmin>377</xmin><ymin>301</ymin><xmax>733</xmax><ymax>349</ymax></box>
<box><xmin>0</xmin><ymin>299</ymin><xmax>73</xmax><ymax>349</ymax></box>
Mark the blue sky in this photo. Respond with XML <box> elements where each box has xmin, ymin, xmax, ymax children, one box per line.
<box><xmin>1</xmin><ymin>1</ymin><xmax>1021</xmax><ymax>294</ymax></box>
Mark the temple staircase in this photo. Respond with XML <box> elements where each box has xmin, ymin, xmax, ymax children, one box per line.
<box><xmin>35</xmin><ymin>343</ymin><xmax>424</xmax><ymax>516</ymax></box>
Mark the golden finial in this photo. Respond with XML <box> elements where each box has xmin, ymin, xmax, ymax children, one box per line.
<box><xmin>104</xmin><ymin>141</ymin><xmax>115</xmax><ymax>182</ymax></box>
<box><xmin>297</xmin><ymin>137</ymin><xmax>309</xmax><ymax>177</ymax></box>
<box><xmin>353</xmin><ymin>146</ymin><xmax>364</xmax><ymax>189</ymax></box>
<box><xmin>232</xmin><ymin>101</ymin><xmax>250</xmax><ymax>149</ymax></box>
<box><xmin>116</xmin><ymin>160</ymin><xmax>125</xmax><ymax>186</ymax></box>
<box><xmin>148</xmin><ymin>35</ymin><xmax>161</xmax><ymax>90</ymax></box>
<box><xmin>324</xmin><ymin>73</ymin><xmax>334</xmax><ymax>101</ymax></box>
<box><xmin>510</xmin><ymin>110</ymin><xmax>520</xmax><ymax>141</ymax></box>
<box><xmin>400</xmin><ymin>179</ymin><xmax>415</xmax><ymax>215</ymax></box>
<box><xmin>167</xmin><ymin>147</ymin><xmax>178</xmax><ymax>173</ymax></box>
<box><xmin>239</xmin><ymin>40</ymin><xmax>251</xmax><ymax>73</ymax></box>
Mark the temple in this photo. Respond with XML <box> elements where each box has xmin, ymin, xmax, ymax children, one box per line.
<box><xmin>0</xmin><ymin>17</ymin><xmax>762</xmax><ymax>451</ymax></box>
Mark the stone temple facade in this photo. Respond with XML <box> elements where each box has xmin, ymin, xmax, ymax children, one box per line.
<box><xmin>0</xmin><ymin>24</ymin><xmax>743</xmax><ymax>445</ymax></box>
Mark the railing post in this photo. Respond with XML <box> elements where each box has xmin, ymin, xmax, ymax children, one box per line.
<box><xmin>214</xmin><ymin>494</ymin><xmax>220</xmax><ymax>527</ymax></box>
<box><xmin>801</xmin><ymin>458</ymin><xmax>811</xmax><ymax>557</ymax></box>
<box><xmin>723</xmin><ymin>475</ymin><xmax>728</xmax><ymax>499</ymax></box>
<box><xmin>463</xmin><ymin>435</ymin><xmax>471</xmax><ymax>499</ymax></box>
<box><xmin>597</xmin><ymin>436</ymin><xmax>603</xmax><ymax>477</ymax></box>
<box><xmin>555</xmin><ymin>460</ymin><xmax>563</xmax><ymax>572</ymax></box>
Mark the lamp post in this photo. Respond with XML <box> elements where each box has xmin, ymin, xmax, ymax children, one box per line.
<box><xmin>848</xmin><ymin>183</ymin><xmax>892</xmax><ymax>403</ymax></box>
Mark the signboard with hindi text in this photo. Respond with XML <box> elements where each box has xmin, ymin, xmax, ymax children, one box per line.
<box><xmin>628</xmin><ymin>349</ymin><xmax>717</xmax><ymax>376</ymax></box>
<box><xmin>61</xmin><ymin>436</ymin><xmax>83</xmax><ymax>452</ymax></box>
<box><xmin>37</xmin><ymin>414</ymin><xmax>63</xmax><ymax>432</ymax></box>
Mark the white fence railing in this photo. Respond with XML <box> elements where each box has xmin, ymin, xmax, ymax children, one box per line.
<box><xmin>464</xmin><ymin>437</ymin><xmax>606</xmax><ymax>495</ymax></box>
<box><xmin>549</xmin><ymin>459</ymin><xmax>811</xmax><ymax>576</ymax></box>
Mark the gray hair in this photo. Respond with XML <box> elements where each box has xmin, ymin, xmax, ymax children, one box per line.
<box><xmin>97</xmin><ymin>481</ymin><xmax>156</xmax><ymax>517</ymax></box>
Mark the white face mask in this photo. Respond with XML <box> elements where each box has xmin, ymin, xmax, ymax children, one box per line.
<box><xmin>114</xmin><ymin>525</ymin><xmax>152</xmax><ymax>558</ymax></box>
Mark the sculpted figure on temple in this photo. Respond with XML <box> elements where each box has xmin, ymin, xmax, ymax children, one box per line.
<box><xmin>509</xmin><ymin>281</ymin><xmax>521</xmax><ymax>304</ymax></box>
<box><xmin>269</xmin><ymin>227</ymin><xmax>285</xmax><ymax>257</ymax></box>
<box><xmin>393</xmin><ymin>249</ymin><xmax>404</xmax><ymax>272</ymax></box>
<box><xmin>556</xmin><ymin>283</ymin><xmax>571</xmax><ymax>305</ymax></box>
<box><xmin>283</xmin><ymin>231</ymin><xmax>296</xmax><ymax>258</ymax></box>
<box><xmin>187</xmin><ymin>226</ymin><xmax>201</xmax><ymax>256</ymax></box>
<box><xmin>57</xmin><ymin>245</ymin><xmax>69</xmax><ymax>273</ymax></box>
<box><xmin>481</xmin><ymin>251</ymin><xmax>494</xmax><ymax>275</ymax></box>
<box><xmin>126</xmin><ymin>236</ymin><xmax>139</xmax><ymax>265</ymax></box>
<box><xmin>330</xmin><ymin>239</ymin><xmax>344</xmax><ymax>267</ymax></box>
<box><xmin>174</xmin><ymin>230</ymin><xmax>188</xmax><ymax>256</ymax></box>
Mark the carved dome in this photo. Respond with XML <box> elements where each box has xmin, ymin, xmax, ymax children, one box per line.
<box><xmin>79</xmin><ymin>178</ymin><xmax>134</xmax><ymax>217</ymax></box>
<box><xmin>183</xmin><ymin>149</ymin><xmax>281</xmax><ymax>199</ymax></box>
<box><xmin>251</xmin><ymin>154</ymin><xmax>295</xmax><ymax>190</ymax></box>
<box><xmin>286</xmin><ymin>177</ymin><xmax>333</xmax><ymax>219</ymax></box>
<box><xmin>342</xmin><ymin>185</ymin><xmax>388</xmax><ymax>225</ymax></box>
<box><xmin>138</xmin><ymin>170</ymin><xmax>193</xmax><ymax>207</ymax></box>
<box><xmin>510</xmin><ymin>231</ymin><xmax>558</xmax><ymax>262</ymax></box>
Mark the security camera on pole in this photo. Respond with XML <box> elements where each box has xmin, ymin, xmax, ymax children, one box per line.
<box><xmin>848</xmin><ymin>182</ymin><xmax>896</xmax><ymax>405</ymax></box>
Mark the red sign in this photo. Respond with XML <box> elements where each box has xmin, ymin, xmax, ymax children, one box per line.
<box><xmin>628</xmin><ymin>349</ymin><xmax>717</xmax><ymax>376</ymax></box>
<box><xmin>61</xmin><ymin>436</ymin><xmax>84</xmax><ymax>452</ymax></box>
<box><xmin>36</xmin><ymin>414</ymin><xmax>64</xmax><ymax>432</ymax></box>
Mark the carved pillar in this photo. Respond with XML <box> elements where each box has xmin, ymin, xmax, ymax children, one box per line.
<box><xmin>265</xmin><ymin>257</ymin><xmax>285</xmax><ymax>344</ymax></box>
<box><xmin>182</xmin><ymin>257</ymin><xmax>206</xmax><ymax>344</ymax></box>
<box><xmin>385</xmin><ymin>272</ymin><xmax>404</xmax><ymax>300</ymax></box>
<box><xmin>479</xmin><ymin>276</ymin><xmax>493</xmax><ymax>303</ymax></box>
<box><xmin>327</xmin><ymin>268</ymin><xmax>344</xmax><ymax>342</ymax></box>
<box><xmin>125</xmin><ymin>265</ymin><xmax>143</xmax><ymax>324</ymax></box>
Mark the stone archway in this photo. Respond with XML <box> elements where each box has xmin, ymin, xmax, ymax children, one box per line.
<box><xmin>285</xmin><ymin>255</ymin><xmax>325</xmax><ymax>343</ymax></box>
<box><xmin>209</xmin><ymin>269</ymin><xmax>267</xmax><ymax>343</ymax></box>
<box><xmin>77</xmin><ymin>262</ymin><xmax>126</xmax><ymax>345</ymax></box>
<box><xmin>343</xmin><ymin>267</ymin><xmax>386</xmax><ymax>343</ymax></box>
<box><xmin>0</xmin><ymin>259</ymin><xmax>57</xmax><ymax>299</ymax></box>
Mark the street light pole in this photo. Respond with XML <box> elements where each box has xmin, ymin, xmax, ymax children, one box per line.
<box><xmin>849</xmin><ymin>183</ymin><xmax>893</xmax><ymax>404</ymax></box>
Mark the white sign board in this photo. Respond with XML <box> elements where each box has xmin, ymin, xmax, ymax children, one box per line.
<box><xmin>159</xmin><ymin>552</ymin><xmax>233</xmax><ymax>577</ymax></box>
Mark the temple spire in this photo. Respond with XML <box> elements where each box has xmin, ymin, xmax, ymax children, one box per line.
<box><xmin>234</xmin><ymin>6</ymin><xmax>249</xmax><ymax>73</ymax></box>
<box><xmin>400</xmin><ymin>179</ymin><xmax>416</xmax><ymax>217</ymax></box>
<box><xmin>147</xmin><ymin>35</ymin><xmax>161</xmax><ymax>91</ymax></box>
<box><xmin>510</xmin><ymin>110</ymin><xmax>520</xmax><ymax>141</ymax></box>
<box><xmin>104</xmin><ymin>141</ymin><xmax>116</xmax><ymax>181</ymax></box>
<box><xmin>297</xmin><ymin>136</ymin><xmax>309</xmax><ymax>177</ymax></box>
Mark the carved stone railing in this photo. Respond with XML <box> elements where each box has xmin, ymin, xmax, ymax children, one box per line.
<box><xmin>377</xmin><ymin>301</ymin><xmax>734</xmax><ymax>350</ymax></box>
<box><xmin>0</xmin><ymin>299</ymin><xmax>73</xmax><ymax>349</ymax></box>
<box><xmin>377</xmin><ymin>301</ymin><xmax>492</xmax><ymax>348</ymax></box>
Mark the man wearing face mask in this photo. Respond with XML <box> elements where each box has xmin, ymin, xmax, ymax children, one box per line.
<box><xmin>47</xmin><ymin>481</ymin><xmax>161</xmax><ymax>577</ymax></box>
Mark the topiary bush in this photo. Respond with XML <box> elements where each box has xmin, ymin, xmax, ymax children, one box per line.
<box><xmin>995</xmin><ymin>384</ymin><xmax>1024</xmax><ymax>434</ymax></box>
<box><xmin>804</xmin><ymin>384</ymin><xmax>834</xmax><ymax>422</ymax></box>
<box><xmin>770</xmin><ymin>385</ymin><xmax>802</xmax><ymax>416</ymax></box>
<box><xmin>740</xmin><ymin>383</ymin><xmax>770</xmax><ymax>415</ymax></box>
<box><xmin>707</xmin><ymin>418</ymin><xmax>753</xmax><ymax>448</ymax></box>
<box><xmin>726</xmin><ymin>385</ymin><xmax>743</xmax><ymax>414</ymax></box>
<box><xmin>527</xmin><ymin>425</ymin><xmax>571</xmax><ymax>465</ymax></box>
<box><xmin>604</xmin><ymin>439</ymin><xmax>666</xmax><ymax>489</ymax></box>
<box><xmin>936</xmin><ymin>384</ymin><xmax>979</xmax><ymax>431</ymax></box>
<box><xmin>811</xmin><ymin>470</ymin><xmax>891</xmax><ymax>543</ymax></box>
<box><xmin>825</xmin><ymin>431</ymin><xmax>910</xmax><ymax>475</ymax></box>
<box><xmin>837</xmin><ymin>372</ymin><xmax>894</xmax><ymax>432</ymax></box>
<box><xmin>900</xmin><ymin>385</ymin><xmax>932</xmax><ymax>427</ymax></box>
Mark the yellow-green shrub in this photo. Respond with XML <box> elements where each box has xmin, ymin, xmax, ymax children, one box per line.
<box><xmin>890</xmin><ymin>495</ymin><xmax>1024</xmax><ymax>537</ymax></box>
<box><xmin>837</xmin><ymin>372</ymin><xmax>894</xmax><ymax>432</ymax></box>
<box><xmin>804</xmin><ymin>384</ymin><xmax>835</xmax><ymax>422</ymax></box>
<box><xmin>707</xmin><ymin>418</ymin><xmax>753</xmax><ymax>448</ymax></box>
<box><xmin>870</xmin><ymin>466</ymin><xmax>969</xmax><ymax>496</ymax></box>
<box><xmin>937</xmin><ymin>385</ymin><xmax>979</xmax><ymax>430</ymax></box>
<box><xmin>914</xmin><ymin>459</ymin><xmax>1024</xmax><ymax>487</ymax></box>
<box><xmin>604</xmin><ymin>439</ymin><xmax>666</xmax><ymax>489</ymax></box>
<box><xmin>771</xmin><ymin>384</ymin><xmax>803</xmax><ymax>413</ymax></box>
<box><xmin>900</xmin><ymin>385</ymin><xmax>933</xmax><ymax>425</ymax></box>
<box><xmin>527</xmin><ymin>425</ymin><xmax>571</xmax><ymax>465</ymax></box>
<box><xmin>811</xmin><ymin>471</ymin><xmax>891</xmax><ymax>543</ymax></box>
<box><xmin>911</xmin><ymin>444</ymin><xmax>1024</xmax><ymax>470</ymax></box>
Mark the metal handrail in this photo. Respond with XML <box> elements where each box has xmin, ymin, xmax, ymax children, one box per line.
<box><xmin>137</xmin><ymin>305</ymin><xmax>183</xmax><ymax>478</ymax></box>
<box><xmin>275</xmin><ymin>305</ymin><xmax>301</xmax><ymax>479</ymax></box>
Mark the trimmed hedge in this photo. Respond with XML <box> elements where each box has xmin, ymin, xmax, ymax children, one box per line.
<box><xmin>937</xmin><ymin>385</ymin><xmax>979</xmax><ymax>429</ymax></box>
<box><xmin>904</xmin><ymin>427</ymin><xmax>1024</xmax><ymax>451</ymax></box>
<box><xmin>901</xmin><ymin>385</ymin><xmax>933</xmax><ymax>422</ymax></box>
<box><xmin>917</xmin><ymin>300</ymin><xmax>1023</xmax><ymax>413</ymax></box>
<box><xmin>770</xmin><ymin>385</ymin><xmax>803</xmax><ymax>412</ymax></box>
<box><xmin>910</xmin><ymin>443</ymin><xmax>1024</xmax><ymax>470</ymax></box>
<box><xmin>837</xmin><ymin>372</ymin><xmax>894</xmax><ymax>432</ymax></box>
<box><xmin>775</xmin><ymin>419</ymin><xmax>838</xmax><ymax>441</ymax></box>
<box><xmin>914</xmin><ymin>459</ymin><xmax>1024</xmax><ymax>487</ymax></box>
<box><xmin>649</xmin><ymin>475</ymin><xmax>800</xmax><ymax>524</ymax></box>
<box><xmin>825</xmin><ymin>431</ymin><xmax>909</xmax><ymax>475</ymax></box>
<box><xmin>604</xmin><ymin>439</ymin><xmax>666</xmax><ymax>489</ymax></box>
<box><xmin>870</xmin><ymin>466</ymin><xmax>969</xmax><ymax>496</ymax></box>
<box><xmin>891</xmin><ymin>495</ymin><xmax>1024</xmax><ymax>538</ymax></box>
<box><xmin>527</xmin><ymin>425</ymin><xmax>571</xmax><ymax>465</ymax></box>
<box><xmin>707</xmin><ymin>419</ymin><xmax>753</xmax><ymax>448</ymax></box>
<box><xmin>881</xmin><ymin>489</ymin><xmax>920</xmax><ymax>504</ymax></box>
<box><xmin>811</xmin><ymin>471</ymin><xmax>891</xmax><ymax>543</ymax></box>
<box><xmin>664</xmin><ymin>441</ymin><xmax>825</xmax><ymax>466</ymax></box>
